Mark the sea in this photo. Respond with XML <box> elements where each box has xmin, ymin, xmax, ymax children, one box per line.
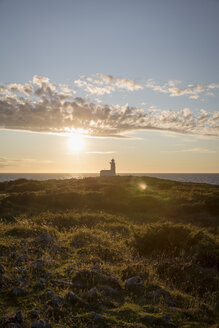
<box><xmin>0</xmin><ymin>173</ymin><xmax>219</xmax><ymax>185</ymax></box>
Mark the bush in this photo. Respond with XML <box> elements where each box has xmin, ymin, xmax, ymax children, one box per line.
<box><xmin>133</xmin><ymin>222</ymin><xmax>219</xmax><ymax>269</ymax></box>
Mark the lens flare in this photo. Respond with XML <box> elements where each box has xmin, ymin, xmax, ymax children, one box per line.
<box><xmin>139</xmin><ymin>183</ymin><xmax>147</xmax><ymax>190</ymax></box>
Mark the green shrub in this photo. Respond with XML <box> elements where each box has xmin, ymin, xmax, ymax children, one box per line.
<box><xmin>133</xmin><ymin>222</ymin><xmax>219</xmax><ymax>268</ymax></box>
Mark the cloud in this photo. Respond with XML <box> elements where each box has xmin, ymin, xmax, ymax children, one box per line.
<box><xmin>95</xmin><ymin>74</ymin><xmax>143</xmax><ymax>91</ymax></box>
<box><xmin>0</xmin><ymin>157</ymin><xmax>52</xmax><ymax>168</ymax></box>
<box><xmin>165</xmin><ymin>148</ymin><xmax>216</xmax><ymax>154</ymax></box>
<box><xmin>86</xmin><ymin>151</ymin><xmax>116</xmax><ymax>154</ymax></box>
<box><xmin>75</xmin><ymin>79</ymin><xmax>115</xmax><ymax>95</ymax></box>
<box><xmin>0</xmin><ymin>157</ymin><xmax>19</xmax><ymax>168</ymax></box>
<box><xmin>145</xmin><ymin>79</ymin><xmax>219</xmax><ymax>99</ymax></box>
<box><xmin>0</xmin><ymin>76</ymin><xmax>219</xmax><ymax>138</ymax></box>
<box><xmin>75</xmin><ymin>74</ymin><xmax>143</xmax><ymax>95</ymax></box>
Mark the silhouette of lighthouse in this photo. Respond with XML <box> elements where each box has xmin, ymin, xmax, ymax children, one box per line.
<box><xmin>110</xmin><ymin>159</ymin><xmax>116</xmax><ymax>175</ymax></box>
<box><xmin>100</xmin><ymin>159</ymin><xmax>116</xmax><ymax>176</ymax></box>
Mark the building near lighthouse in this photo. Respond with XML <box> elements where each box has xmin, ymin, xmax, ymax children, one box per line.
<box><xmin>100</xmin><ymin>159</ymin><xmax>116</xmax><ymax>177</ymax></box>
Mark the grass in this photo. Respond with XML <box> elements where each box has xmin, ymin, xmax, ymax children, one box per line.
<box><xmin>0</xmin><ymin>176</ymin><xmax>218</xmax><ymax>327</ymax></box>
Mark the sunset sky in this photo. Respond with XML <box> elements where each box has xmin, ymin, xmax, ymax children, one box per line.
<box><xmin>0</xmin><ymin>0</ymin><xmax>219</xmax><ymax>173</ymax></box>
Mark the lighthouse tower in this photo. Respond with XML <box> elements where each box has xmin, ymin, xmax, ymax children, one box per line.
<box><xmin>110</xmin><ymin>159</ymin><xmax>116</xmax><ymax>175</ymax></box>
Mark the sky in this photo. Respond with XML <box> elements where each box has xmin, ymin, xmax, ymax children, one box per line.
<box><xmin>0</xmin><ymin>0</ymin><xmax>219</xmax><ymax>173</ymax></box>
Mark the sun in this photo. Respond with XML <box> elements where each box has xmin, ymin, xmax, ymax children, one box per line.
<box><xmin>67</xmin><ymin>134</ymin><xmax>85</xmax><ymax>153</ymax></box>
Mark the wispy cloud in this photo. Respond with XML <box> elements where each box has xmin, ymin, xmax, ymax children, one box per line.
<box><xmin>75</xmin><ymin>74</ymin><xmax>143</xmax><ymax>95</ymax></box>
<box><xmin>95</xmin><ymin>74</ymin><xmax>143</xmax><ymax>91</ymax></box>
<box><xmin>145</xmin><ymin>79</ymin><xmax>219</xmax><ymax>99</ymax></box>
<box><xmin>164</xmin><ymin>148</ymin><xmax>216</xmax><ymax>154</ymax></box>
<box><xmin>0</xmin><ymin>157</ymin><xmax>53</xmax><ymax>168</ymax></box>
<box><xmin>0</xmin><ymin>76</ymin><xmax>219</xmax><ymax>138</ymax></box>
<box><xmin>86</xmin><ymin>151</ymin><xmax>116</xmax><ymax>154</ymax></box>
<box><xmin>0</xmin><ymin>157</ymin><xmax>19</xmax><ymax>168</ymax></box>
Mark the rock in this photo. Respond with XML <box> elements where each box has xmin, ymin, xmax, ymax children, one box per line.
<box><xmin>34</xmin><ymin>233</ymin><xmax>54</xmax><ymax>247</ymax></box>
<box><xmin>65</xmin><ymin>291</ymin><xmax>83</xmax><ymax>305</ymax></box>
<box><xmin>32</xmin><ymin>260</ymin><xmax>46</xmax><ymax>271</ymax></box>
<box><xmin>30</xmin><ymin>310</ymin><xmax>40</xmax><ymax>319</ymax></box>
<box><xmin>20</xmin><ymin>239</ymin><xmax>29</xmax><ymax>246</ymax></box>
<box><xmin>15</xmin><ymin>276</ymin><xmax>26</xmax><ymax>287</ymax></box>
<box><xmin>50</xmin><ymin>244</ymin><xmax>62</xmax><ymax>254</ymax></box>
<box><xmin>36</xmin><ymin>278</ymin><xmax>46</xmax><ymax>289</ymax></box>
<box><xmin>141</xmin><ymin>314</ymin><xmax>174</xmax><ymax>327</ymax></box>
<box><xmin>88</xmin><ymin>312</ymin><xmax>108</xmax><ymax>327</ymax></box>
<box><xmin>32</xmin><ymin>258</ymin><xmax>54</xmax><ymax>272</ymax></box>
<box><xmin>72</xmin><ymin>269</ymin><xmax>121</xmax><ymax>290</ymax></box>
<box><xmin>0</xmin><ymin>310</ymin><xmax>23</xmax><ymax>328</ymax></box>
<box><xmin>99</xmin><ymin>285</ymin><xmax>119</xmax><ymax>297</ymax></box>
<box><xmin>16</xmin><ymin>255</ymin><xmax>27</xmax><ymax>265</ymax></box>
<box><xmin>31</xmin><ymin>319</ymin><xmax>51</xmax><ymax>328</ymax></box>
<box><xmin>44</xmin><ymin>290</ymin><xmax>54</xmax><ymax>299</ymax></box>
<box><xmin>14</xmin><ymin>267</ymin><xmax>27</xmax><ymax>275</ymax></box>
<box><xmin>84</xmin><ymin>287</ymin><xmax>102</xmax><ymax>303</ymax></box>
<box><xmin>89</xmin><ymin>264</ymin><xmax>103</xmax><ymax>272</ymax></box>
<box><xmin>125</xmin><ymin>276</ymin><xmax>144</xmax><ymax>293</ymax></box>
<box><xmin>14</xmin><ymin>311</ymin><xmax>24</xmax><ymax>324</ymax></box>
<box><xmin>50</xmin><ymin>295</ymin><xmax>63</xmax><ymax>307</ymax></box>
<box><xmin>141</xmin><ymin>314</ymin><xmax>161</xmax><ymax>326</ymax></box>
<box><xmin>84</xmin><ymin>287</ymin><xmax>118</xmax><ymax>309</ymax></box>
<box><xmin>146</xmin><ymin>288</ymin><xmax>171</xmax><ymax>302</ymax></box>
<box><xmin>0</xmin><ymin>263</ymin><xmax>5</xmax><ymax>274</ymax></box>
<box><xmin>11</xmin><ymin>287</ymin><xmax>25</xmax><ymax>296</ymax></box>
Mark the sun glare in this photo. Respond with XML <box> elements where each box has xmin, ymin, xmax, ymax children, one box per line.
<box><xmin>139</xmin><ymin>183</ymin><xmax>147</xmax><ymax>190</ymax></box>
<box><xmin>68</xmin><ymin>134</ymin><xmax>85</xmax><ymax>153</ymax></box>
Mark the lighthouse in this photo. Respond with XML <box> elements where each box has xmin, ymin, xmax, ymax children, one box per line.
<box><xmin>110</xmin><ymin>159</ymin><xmax>116</xmax><ymax>175</ymax></box>
<box><xmin>100</xmin><ymin>159</ymin><xmax>116</xmax><ymax>177</ymax></box>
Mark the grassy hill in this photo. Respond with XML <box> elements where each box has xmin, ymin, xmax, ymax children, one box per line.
<box><xmin>0</xmin><ymin>176</ymin><xmax>218</xmax><ymax>327</ymax></box>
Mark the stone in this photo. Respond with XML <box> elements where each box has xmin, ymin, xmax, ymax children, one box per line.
<box><xmin>34</xmin><ymin>233</ymin><xmax>54</xmax><ymax>247</ymax></box>
<box><xmin>32</xmin><ymin>260</ymin><xmax>46</xmax><ymax>271</ymax></box>
<box><xmin>51</xmin><ymin>295</ymin><xmax>63</xmax><ymax>307</ymax></box>
<box><xmin>89</xmin><ymin>312</ymin><xmax>108</xmax><ymax>326</ymax></box>
<box><xmin>36</xmin><ymin>278</ymin><xmax>46</xmax><ymax>288</ymax></box>
<box><xmin>72</xmin><ymin>269</ymin><xmax>121</xmax><ymax>290</ymax></box>
<box><xmin>50</xmin><ymin>244</ymin><xmax>62</xmax><ymax>254</ymax></box>
<box><xmin>16</xmin><ymin>255</ymin><xmax>27</xmax><ymax>265</ymax></box>
<box><xmin>99</xmin><ymin>285</ymin><xmax>119</xmax><ymax>297</ymax></box>
<box><xmin>125</xmin><ymin>276</ymin><xmax>144</xmax><ymax>293</ymax></box>
<box><xmin>141</xmin><ymin>314</ymin><xmax>174</xmax><ymax>327</ymax></box>
<box><xmin>146</xmin><ymin>288</ymin><xmax>171</xmax><ymax>302</ymax></box>
<box><xmin>15</xmin><ymin>276</ymin><xmax>26</xmax><ymax>287</ymax></box>
<box><xmin>0</xmin><ymin>310</ymin><xmax>23</xmax><ymax>328</ymax></box>
<box><xmin>44</xmin><ymin>290</ymin><xmax>54</xmax><ymax>299</ymax></box>
<box><xmin>84</xmin><ymin>288</ymin><xmax>101</xmax><ymax>303</ymax></box>
<box><xmin>14</xmin><ymin>267</ymin><xmax>27</xmax><ymax>275</ymax></box>
<box><xmin>65</xmin><ymin>291</ymin><xmax>82</xmax><ymax>305</ymax></box>
<box><xmin>141</xmin><ymin>314</ymin><xmax>161</xmax><ymax>325</ymax></box>
<box><xmin>30</xmin><ymin>310</ymin><xmax>40</xmax><ymax>319</ymax></box>
<box><xmin>31</xmin><ymin>319</ymin><xmax>51</xmax><ymax>328</ymax></box>
<box><xmin>14</xmin><ymin>311</ymin><xmax>24</xmax><ymax>323</ymax></box>
<box><xmin>20</xmin><ymin>239</ymin><xmax>29</xmax><ymax>246</ymax></box>
<box><xmin>11</xmin><ymin>287</ymin><xmax>25</xmax><ymax>296</ymax></box>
